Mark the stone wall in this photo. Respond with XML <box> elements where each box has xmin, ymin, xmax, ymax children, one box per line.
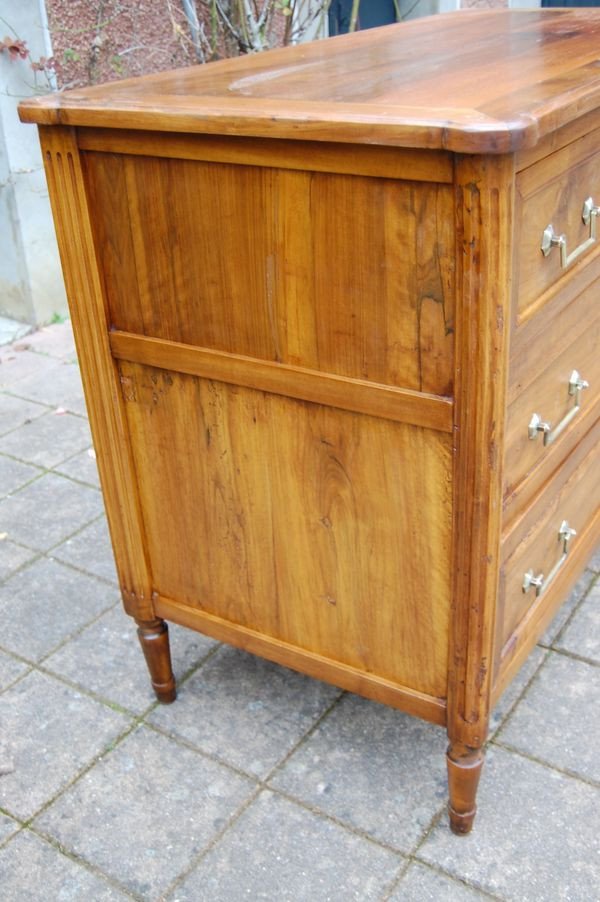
<box><xmin>0</xmin><ymin>0</ymin><xmax>66</xmax><ymax>325</ymax></box>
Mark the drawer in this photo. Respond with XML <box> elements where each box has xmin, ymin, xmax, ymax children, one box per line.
<box><xmin>515</xmin><ymin>128</ymin><xmax>600</xmax><ymax>321</ymax></box>
<box><xmin>499</xmin><ymin>418</ymin><xmax>600</xmax><ymax>651</ymax></box>
<box><xmin>504</xmin><ymin>315</ymin><xmax>600</xmax><ymax>501</ymax></box>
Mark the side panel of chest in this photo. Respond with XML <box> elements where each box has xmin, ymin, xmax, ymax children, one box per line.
<box><xmin>78</xmin><ymin>132</ymin><xmax>456</xmax><ymax>716</ymax></box>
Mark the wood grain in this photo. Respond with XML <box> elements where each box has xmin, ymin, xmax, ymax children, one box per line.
<box><xmin>447</xmin><ymin>154</ymin><xmax>515</xmax><ymax>751</ymax></box>
<box><xmin>120</xmin><ymin>364</ymin><xmax>454</xmax><ymax>700</ymax></box>
<box><xmin>18</xmin><ymin>11</ymin><xmax>600</xmax><ymax>154</ymax></box>
<box><xmin>77</xmin><ymin>128</ymin><xmax>453</xmax><ymax>182</ymax></box>
<box><xmin>109</xmin><ymin>331</ymin><xmax>454</xmax><ymax>433</ymax></box>
<box><xmin>504</xmin><ymin>316</ymin><xmax>600</xmax><ymax>501</ymax></box>
<box><xmin>38</xmin><ymin>126</ymin><xmax>155</xmax><ymax>620</ymax></box>
<box><xmin>85</xmin><ymin>150</ymin><xmax>455</xmax><ymax>396</ymax></box>
<box><xmin>155</xmin><ymin>595</ymin><xmax>447</xmax><ymax>726</ymax></box>
<box><xmin>515</xmin><ymin>131</ymin><xmax>600</xmax><ymax>321</ymax></box>
<box><xmin>499</xmin><ymin>415</ymin><xmax>600</xmax><ymax>652</ymax></box>
<box><xmin>493</xmin><ymin>504</ymin><xmax>600</xmax><ymax>702</ymax></box>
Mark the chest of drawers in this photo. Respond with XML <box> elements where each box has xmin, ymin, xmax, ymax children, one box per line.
<box><xmin>19</xmin><ymin>8</ymin><xmax>600</xmax><ymax>833</ymax></box>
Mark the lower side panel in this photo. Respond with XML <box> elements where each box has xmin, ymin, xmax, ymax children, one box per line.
<box><xmin>155</xmin><ymin>594</ymin><xmax>447</xmax><ymax>725</ymax></box>
<box><xmin>120</xmin><ymin>362</ymin><xmax>453</xmax><ymax>703</ymax></box>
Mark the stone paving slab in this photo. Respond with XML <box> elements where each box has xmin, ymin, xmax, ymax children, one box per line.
<box><xmin>0</xmin><ymin>539</ymin><xmax>37</xmax><ymax>582</ymax></box>
<box><xmin>170</xmin><ymin>789</ymin><xmax>404</xmax><ymax>902</ymax></box>
<box><xmin>9</xmin><ymin>358</ymin><xmax>86</xmax><ymax>416</ymax></box>
<box><xmin>0</xmin><ymin>830</ymin><xmax>131</xmax><ymax>902</ymax></box>
<box><xmin>586</xmin><ymin>545</ymin><xmax>600</xmax><ymax>572</ymax></box>
<box><xmin>389</xmin><ymin>862</ymin><xmax>493</xmax><ymax>901</ymax></box>
<box><xmin>418</xmin><ymin>745</ymin><xmax>600</xmax><ymax>902</ymax></box>
<box><xmin>488</xmin><ymin>645</ymin><xmax>547</xmax><ymax>737</ymax></box>
<box><xmin>555</xmin><ymin>581</ymin><xmax>600</xmax><ymax>663</ymax></box>
<box><xmin>0</xmin><ymin>348</ymin><xmax>63</xmax><ymax>389</ymax></box>
<box><xmin>270</xmin><ymin>693</ymin><xmax>448</xmax><ymax>853</ymax></box>
<box><xmin>0</xmin><ymin>410</ymin><xmax>91</xmax><ymax>469</ymax></box>
<box><xmin>498</xmin><ymin>651</ymin><xmax>600</xmax><ymax>783</ymax></box>
<box><xmin>0</xmin><ymin>557</ymin><xmax>118</xmax><ymax>661</ymax></box>
<box><xmin>0</xmin><ymin>317</ymin><xmax>31</xmax><ymax>348</ymax></box>
<box><xmin>0</xmin><ymin>649</ymin><xmax>29</xmax><ymax>692</ymax></box>
<box><xmin>538</xmin><ymin>570</ymin><xmax>596</xmax><ymax>647</ymax></box>
<box><xmin>0</xmin><ymin>394</ymin><xmax>49</xmax><ymax>437</ymax></box>
<box><xmin>0</xmin><ymin>472</ymin><xmax>104</xmax><ymax>551</ymax></box>
<box><xmin>44</xmin><ymin>605</ymin><xmax>218</xmax><ymax>714</ymax></box>
<box><xmin>0</xmin><ymin>670</ymin><xmax>130</xmax><ymax>820</ymax></box>
<box><xmin>0</xmin><ymin>814</ymin><xmax>20</xmax><ymax>846</ymax></box>
<box><xmin>0</xmin><ymin>454</ymin><xmax>41</xmax><ymax>498</ymax></box>
<box><xmin>53</xmin><ymin>516</ymin><xmax>117</xmax><ymax>584</ymax></box>
<box><xmin>53</xmin><ymin>446</ymin><xmax>101</xmax><ymax>488</ymax></box>
<box><xmin>14</xmin><ymin>321</ymin><xmax>76</xmax><ymax>359</ymax></box>
<box><xmin>35</xmin><ymin>725</ymin><xmax>255</xmax><ymax>900</ymax></box>
<box><xmin>149</xmin><ymin>646</ymin><xmax>342</xmax><ymax>779</ymax></box>
<box><xmin>0</xmin><ymin>325</ymin><xmax>598</xmax><ymax>901</ymax></box>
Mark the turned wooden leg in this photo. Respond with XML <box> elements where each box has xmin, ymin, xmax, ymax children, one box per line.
<box><xmin>136</xmin><ymin>618</ymin><xmax>177</xmax><ymax>703</ymax></box>
<box><xmin>446</xmin><ymin>741</ymin><xmax>484</xmax><ymax>835</ymax></box>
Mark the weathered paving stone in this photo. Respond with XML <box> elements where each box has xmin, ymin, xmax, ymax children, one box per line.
<box><xmin>0</xmin><ymin>349</ymin><xmax>62</xmax><ymax>389</ymax></box>
<box><xmin>11</xmin><ymin>359</ymin><xmax>86</xmax><ymax>417</ymax></box>
<box><xmin>35</xmin><ymin>725</ymin><xmax>254</xmax><ymax>900</ymax></box>
<box><xmin>555</xmin><ymin>580</ymin><xmax>600</xmax><ymax>663</ymax></box>
<box><xmin>0</xmin><ymin>472</ymin><xmax>104</xmax><ymax>551</ymax></box>
<box><xmin>149</xmin><ymin>645</ymin><xmax>341</xmax><ymax>779</ymax></box>
<box><xmin>270</xmin><ymin>693</ymin><xmax>448</xmax><ymax>853</ymax></box>
<box><xmin>0</xmin><ymin>557</ymin><xmax>117</xmax><ymax>661</ymax></box>
<box><xmin>585</xmin><ymin>545</ymin><xmax>600</xmax><ymax>573</ymax></box>
<box><xmin>389</xmin><ymin>862</ymin><xmax>491</xmax><ymax>901</ymax></box>
<box><xmin>0</xmin><ymin>410</ymin><xmax>91</xmax><ymax>469</ymax></box>
<box><xmin>54</xmin><ymin>447</ymin><xmax>101</xmax><ymax>488</ymax></box>
<box><xmin>53</xmin><ymin>516</ymin><xmax>117</xmax><ymax>584</ymax></box>
<box><xmin>418</xmin><ymin>746</ymin><xmax>600</xmax><ymax>902</ymax></box>
<box><xmin>0</xmin><ymin>813</ymin><xmax>19</xmax><ymax>846</ymax></box>
<box><xmin>538</xmin><ymin>570</ymin><xmax>595</xmax><ymax>647</ymax></box>
<box><xmin>0</xmin><ymin>394</ymin><xmax>48</xmax><ymax>437</ymax></box>
<box><xmin>0</xmin><ymin>454</ymin><xmax>40</xmax><ymax>499</ymax></box>
<box><xmin>488</xmin><ymin>646</ymin><xmax>547</xmax><ymax>737</ymax></box>
<box><xmin>44</xmin><ymin>605</ymin><xmax>217</xmax><ymax>713</ymax></box>
<box><xmin>498</xmin><ymin>651</ymin><xmax>600</xmax><ymax>783</ymax></box>
<box><xmin>0</xmin><ymin>670</ymin><xmax>130</xmax><ymax>820</ymax></box>
<box><xmin>0</xmin><ymin>649</ymin><xmax>29</xmax><ymax>692</ymax></box>
<box><xmin>170</xmin><ymin>789</ymin><xmax>403</xmax><ymax>902</ymax></box>
<box><xmin>0</xmin><ymin>830</ymin><xmax>131</xmax><ymax>901</ymax></box>
<box><xmin>0</xmin><ymin>539</ymin><xmax>37</xmax><ymax>582</ymax></box>
<box><xmin>19</xmin><ymin>321</ymin><xmax>76</xmax><ymax>359</ymax></box>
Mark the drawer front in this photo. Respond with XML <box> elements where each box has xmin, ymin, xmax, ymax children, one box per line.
<box><xmin>515</xmin><ymin>129</ymin><xmax>600</xmax><ymax>321</ymax></box>
<box><xmin>504</xmin><ymin>315</ymin><xmax>600</xmax><ymax>501</ymax></box>
<box><xmin>499</xmin><ymin>419</ymin><xmax>600</xmax><ymax>651</ymax></box>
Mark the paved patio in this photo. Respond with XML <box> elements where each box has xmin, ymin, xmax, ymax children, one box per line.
<box><xmin>0</xmin><ymin>321</ymin><xmax>598</xmax><ymax>901</ymax></box>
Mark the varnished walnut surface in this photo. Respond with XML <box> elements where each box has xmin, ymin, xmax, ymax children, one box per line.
<box><xmin>18</xmin><ymin>10</ymin><xmax>600</xmax><ymax>153</ymax></box>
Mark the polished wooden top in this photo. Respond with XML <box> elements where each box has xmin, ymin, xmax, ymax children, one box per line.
<box><xmin>19</xmin><ymin>9</ymin><xmax>600</xmax><ymax>152</ymax></box>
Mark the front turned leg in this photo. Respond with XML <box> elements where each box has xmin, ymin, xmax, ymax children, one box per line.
<box><xmin>446</xmin><ymin>741</ymin><xmax>484</xmax><ymax>834</ymax></box>
<box><xmin>136</xmin><ymin>618</ymin><xmax>177</xmax><ymax>703</ymax></box>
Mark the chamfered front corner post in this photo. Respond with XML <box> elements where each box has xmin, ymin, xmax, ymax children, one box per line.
<box><xmin>447</xmin><ymin>153</ymin><xmax>515</xmax><ymax>833</ymax></box>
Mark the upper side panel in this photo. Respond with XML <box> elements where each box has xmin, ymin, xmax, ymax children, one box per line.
<box><xmin>83</xmin><ymin>145</ymin><xmax>455</xmax><ymax>395</ymax></box>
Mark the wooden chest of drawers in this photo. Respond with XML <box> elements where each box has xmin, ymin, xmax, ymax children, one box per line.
<box><xmin>19</xmin><ymin>8</ymin><xmax>600</xmax><ymax>833</ymax></box>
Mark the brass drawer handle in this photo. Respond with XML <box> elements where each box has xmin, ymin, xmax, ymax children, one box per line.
<box><xmin>523</xmin><ymin>520</ymin><xmax>577</xmax><ymax>597</ymax></box>
<box><xmin>541</xmin><ymin>197</ymin><xmax>600</xmax><ymax>268</ymax></box>
<box><xmin>528</xmin><ymin>369</ymin><xmax>589</xmax><ymax>446</ymax></box>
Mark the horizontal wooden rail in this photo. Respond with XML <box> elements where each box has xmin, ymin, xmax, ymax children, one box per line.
<box><xmin>154</xmin><ymin>594</ymin><xmax>447</xmax><ymax>726</ymax></box>
<box><xmin>109</xmin><ymin>331</ymin><xmax>454</xmax><ymax>432</ymax></box>
<box><xmin>77</xmin><ymin>128</ymin><xmax>453</xmax><ymax>182</ymax></box>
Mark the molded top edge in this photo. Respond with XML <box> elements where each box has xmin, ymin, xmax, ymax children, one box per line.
<box><xmin>18</xmin><ymin>10</ymin><xmax>600</xmax><ymax>153</ymax></box>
